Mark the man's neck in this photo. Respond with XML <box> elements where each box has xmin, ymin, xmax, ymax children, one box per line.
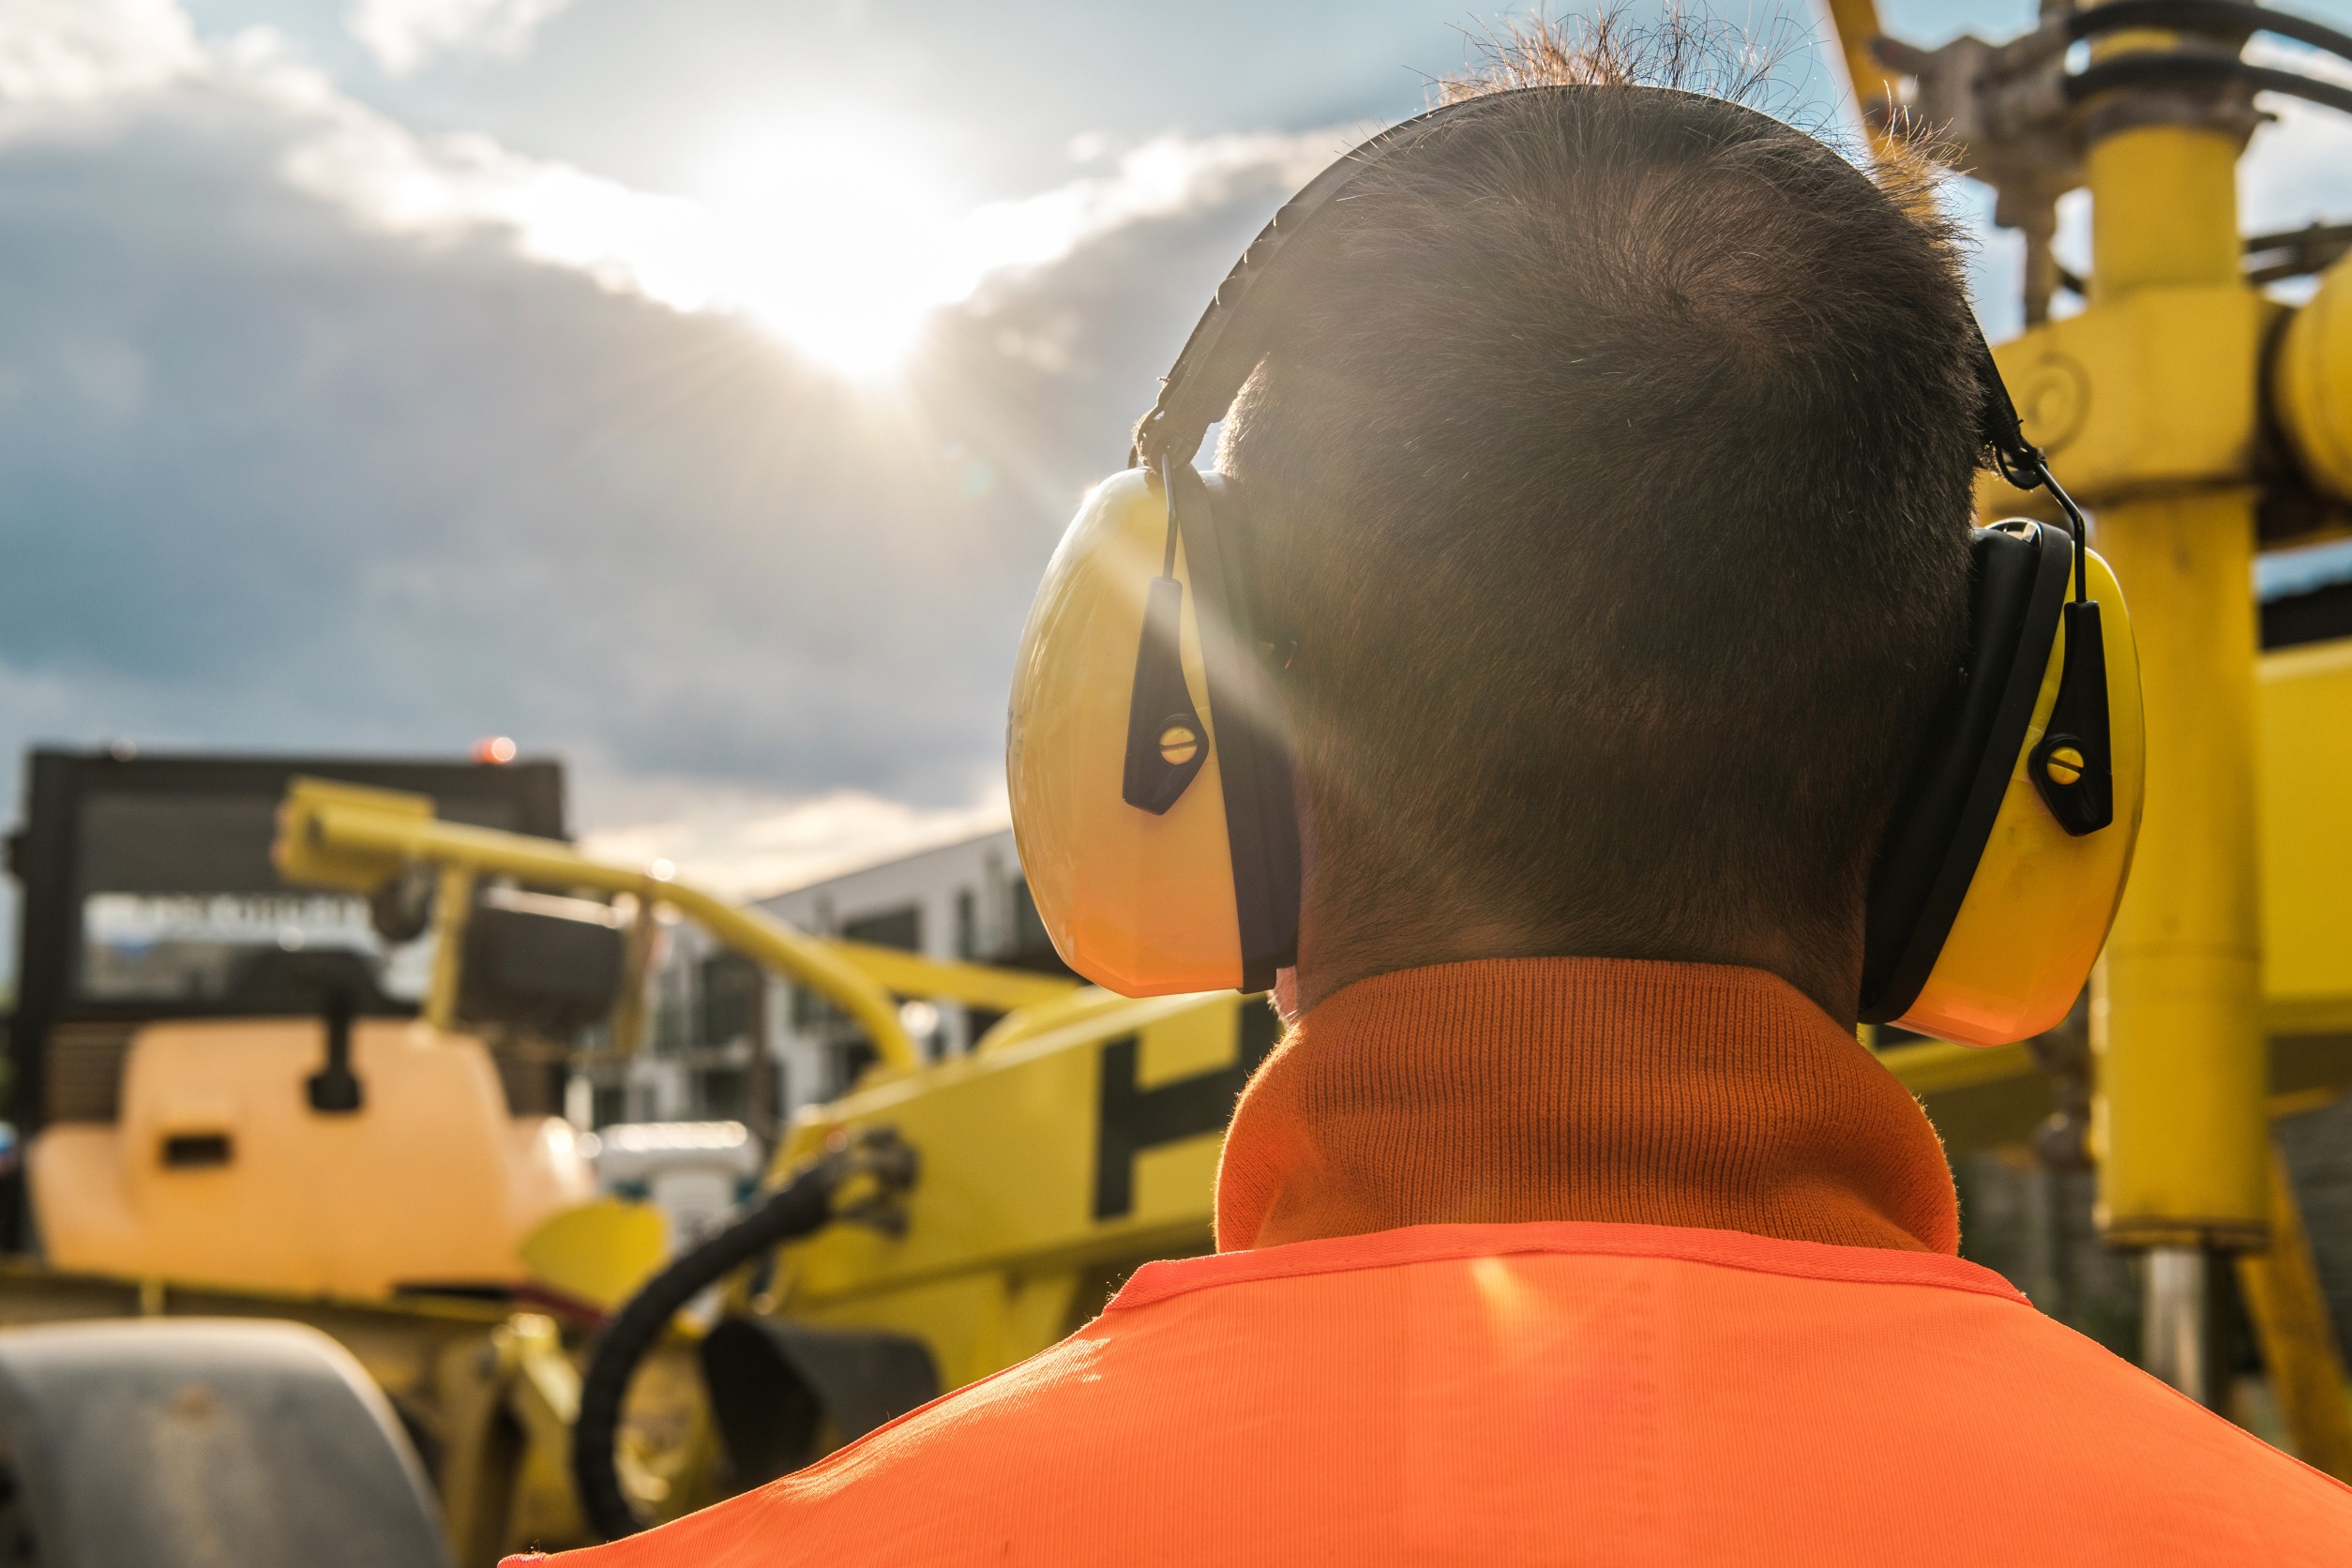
<box><xmin>1221</xmin><ymin>957</ymin><xmax>1956</xmax><ymax>1255</ymax></box>
<box><xmin>1291</xmin><ymin>905</ymin><xmax>1864</xmax><ymax>1028</ymax></box>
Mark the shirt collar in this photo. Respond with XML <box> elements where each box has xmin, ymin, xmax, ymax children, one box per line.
<box><xmin>1214</xmin><ymin>957</ymin><xmax>1958</xmax><ymax>1254</ymax></box>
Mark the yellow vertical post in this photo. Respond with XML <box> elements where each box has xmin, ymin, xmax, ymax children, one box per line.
<box><xmin>2239</xmin><ymin>1147</ymin><xmax>2352</xmax><ymax>1478</ymax></box>
<box><xmin>2081</xmin><ymin>120</ymin><xmax>2270</xmax><ymax>1394</ymax></box>
<box><xmin>608</xmin><ymin>894</ymin><xmax>658</xmax><ymax>1058</ymax></box>
<box><xmin>1821</xmin><ymin>0</ymin><xmax>1900</xmax><ymax>148</ymax></box>
<box><xmin>424</xmin><ymin>864</ymin><xmax>476</xmax><ymax>1033</ymax></box>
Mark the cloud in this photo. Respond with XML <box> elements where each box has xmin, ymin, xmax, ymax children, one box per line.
<box><xmin>0</xmin><ymin>0</ymin><xmax>1319</xmax><ymax>878</ymax></box>
<box><xmin>578</xmin><ymin>785</ymin><xmax>1010</xmax><ymax>901</ymax></box>
<box><xmin>0</xmin><ymin>0</ymin><xmax>196</xmax><ymax>110</ymax></box>
<box><xmin>274</xmin><ymin>89</ymin><xmax>1342</xmax><ymax>375</ymax></box>
<box><xmin>2</xmin><ymin>2</ymin><xmax>1346</xmax><ymax>378</ymax></box>
<box><xmin>345</xmin><ymin>0</ymin><xmax>575</xmax><ymax>76</ymax></box>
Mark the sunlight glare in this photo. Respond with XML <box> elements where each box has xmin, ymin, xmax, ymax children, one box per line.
<box><xmin>699</xmin><ymin>121</ymin><xmax>972</xmax><ymax>379</ymax></box>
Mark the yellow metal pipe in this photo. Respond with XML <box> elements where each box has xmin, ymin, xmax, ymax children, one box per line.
<box><xmin>424</xmin><ymin>863</ymin><xmax>475</xmax><ymax>1033</ymax></box>
<box><xmin>2086</xmin><ymin>128</ymin><xmax>2243</xmax><ymax>297</ymax></box>
<box><xmin>824</xmin><ymin>940</ymin><xmax>1079</xmax><ymax>1014</ymax></box>
<box><xmin>2079</xmin><ymin>117</ymin><xmax>2270</xmax><ymax>1248</ymax></box>
<box><xmin>2274</xmin><ymin>249</ymin><xmax>2352</xmax><ymax>500</ymax></box>
<box><xmin>1819</xmin><ymin>0</ymin><xmax>1900</xmax><ymax>152</ymax></box>
<box><xmin>1874</xmin><ymin>1037</ymin><xmax>2038</xmax><ymax>1098</ymax></box>
<box><xmin>2237</xmin><ymin>1147</ymin><xmax>2352</xmax><ymax>1479</ymax></box>
<box><xmin>2092</xmin><ymin>490</ymin><xmax>2269</xmax><ymax>1245</ymax></box>
<box><xmin>277</xmin><ymin>777</ymin><xmax>923</xmax><ymax>1074</ymax></box>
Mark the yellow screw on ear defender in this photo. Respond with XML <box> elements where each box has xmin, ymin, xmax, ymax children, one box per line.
<box><xmin>1005</xmin><ymin>86</ymin><xmax>2144</xmax><ymax>1045</ymax></box>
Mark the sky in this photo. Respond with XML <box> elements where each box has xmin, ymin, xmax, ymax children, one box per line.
<box><xmin>1</xmin><ymin>0</ymin><xmax>2349</xmax><ymax>904</ymax></box>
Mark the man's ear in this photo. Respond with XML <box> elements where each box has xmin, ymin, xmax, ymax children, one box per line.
<box><xmin>1273</xmin><ymin>967</ymin><xmax>1302</xmax><ymax>1025</ymax></box>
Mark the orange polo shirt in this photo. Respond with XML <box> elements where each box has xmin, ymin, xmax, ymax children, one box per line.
<box><xmin>516</xmin><ymin>958</ymin><xmax>2352</xmax><ymax>1565</ymax></box>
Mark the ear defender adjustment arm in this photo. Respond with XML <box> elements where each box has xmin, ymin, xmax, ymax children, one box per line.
<box><xmin>2030</xmin><ymin>589</ymin><xmax>2115</xmax><ymax>836</ymax></box>
<box><xmin>1985</xmin><ymin>355</ymin><xmax>2116</xmax><ymax>837</ymax></box>
<box><xmin>1122</xmin><ymin>458</ymin><xmax>1212</xmax><ymax>815</ymax></box>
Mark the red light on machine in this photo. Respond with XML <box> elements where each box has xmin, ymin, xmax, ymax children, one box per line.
<box><xmin>473</xmin><ymin>736</ymin><xmax>518</xmax><ymax>765</ymax></box>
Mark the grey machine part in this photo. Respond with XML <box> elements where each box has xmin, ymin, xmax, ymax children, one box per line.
<box><xmin>0</xmin><ymin>1319</ymin><xmax>452</xmax><ymax>1568</ymax></box>
<box><xmin>699</xmin><ymin>1319</ymin><xmax>941</xmax><ymax>1488</ymax></box>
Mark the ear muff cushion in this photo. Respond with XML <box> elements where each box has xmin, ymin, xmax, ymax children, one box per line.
<box><xmin>1180</xmin><ymin>469</ymin><xmax>1301</xmax><ymax>990</ymax></box>
<box><xmin>1861</xmin><ymin>521</ymin><xmax>2073</xmax><ymax>1023</ymax></box>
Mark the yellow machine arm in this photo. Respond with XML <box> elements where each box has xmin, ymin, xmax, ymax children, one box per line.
<box><xmin>1820</xmin><ymin>0</ymin><xmax>1901</xmax><ymax>150</ymax></box>
<box><xmin>273</xmin><ymin>776</ymin><xmax>1078</xmax><ymax>1075</ymax></box>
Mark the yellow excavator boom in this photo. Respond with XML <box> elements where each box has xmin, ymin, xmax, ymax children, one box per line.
<box><xmin>274</xmin><ymin>776</ymin><xmax>1082</xmax><ymax>1075</ymax></box>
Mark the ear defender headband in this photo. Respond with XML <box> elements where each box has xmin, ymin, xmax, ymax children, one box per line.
<box><xmin>1006</xmin><ymin>86</ymin><xmax>2143</xmax><ymax>1045</ymax></box>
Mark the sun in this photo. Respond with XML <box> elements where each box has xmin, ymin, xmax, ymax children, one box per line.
<box><xmin>697</xmin><ymin>120</ymin><xmax>969</xmax><ymax>380</ymax></box>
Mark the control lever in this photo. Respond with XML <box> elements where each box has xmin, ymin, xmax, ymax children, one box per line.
<box><xmin>306</xmin><ymin>987</ymin><xmax>365</xmax><ymax>1114</ymax></box>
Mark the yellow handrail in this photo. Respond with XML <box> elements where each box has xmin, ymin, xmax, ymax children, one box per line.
<box><xmin>1875</xmin><ymin>1037</ymin><xmax>2038</xmax><ymax>1098</ymax></box>
<box><xmin>1819</xmin><ymin>0</ymin><xmax>1901</xmax><ymax>155</ymax></box>
<box><xmin>824</xmin><ymin>940</ymin><xmax>1079</xmax><ymax>1014</ymax></box>
<box><xmin>275</xmin><ymin>776</ymin><xmax>926</xmax><ymax>1073</ymax></box>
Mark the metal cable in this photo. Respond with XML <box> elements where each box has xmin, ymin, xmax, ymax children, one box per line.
<box><xmin>2067</xmin><ymin>0</ymin><xmax>2352</xmax><ymax>66</ymax></box>
<box><xmin>2067</xmin><ymin>52</ymin><xmax>2352</xmax><ymax>118</ymax></box>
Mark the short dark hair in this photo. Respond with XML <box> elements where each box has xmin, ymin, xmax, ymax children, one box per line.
<box><xmin>1223</xmin><ymin>25</ymin><xmax>1983</xmax><ymax>968</ymax></box>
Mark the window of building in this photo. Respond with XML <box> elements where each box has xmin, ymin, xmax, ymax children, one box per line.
<box><xmin>790</xmin><ymin>984</ymin><xmax>842</xmax><ymax>1031</ymax></box>
<box><xmin>954</xmin><ymin>887</ymin><xmax>977</xmax><ymax>960</ymax></box>
<box><xmin>651</xmin><ymin>998</ymin><xmax>691</xmax><ymax>1053</ymax></box>
<box><xmin>826</xmin><ymin>1039</ymin><xmax>876</xmax><ymax>1100</ymax></box>
<box><xmin>841</xmin><ymin>904</ymin><xmax>922</xmax><ymax>952</ymax></box>
<box><xmin>692</xmin><ymin>1066</ymin><xmax>749</xmax><ymax>1121</ymax></box>
<box><xmin>790</xmin><ymin>906</ymin><xmax>921</xmax><ymax>1096</ymax></box>
<box><xmin>697</xmin><ymin>950</ymin><xmax>765</xmax><ymax>1048</ymax></box>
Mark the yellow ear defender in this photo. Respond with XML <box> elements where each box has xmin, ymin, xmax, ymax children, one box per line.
<box><xmin>1861</xmin><ymin>511</ymin><xmax>2144</xmax><ymax>1044</ymax></box>
<box><xmin>1006</xmin><ymin>86</ymin><xmax>2144</xmax><ymax>1045</ymax></box>
<box><xmin>1007</xmin><ymin>459</ymin><xmax>1299</xmax><ymax>997</ymax></box>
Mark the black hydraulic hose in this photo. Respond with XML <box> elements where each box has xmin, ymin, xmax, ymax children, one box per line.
<box><xmin>571</xmin><ymin>1128</ymin><xmax>914</xmax><ymax>1542</ymax></box>
<box><xmin>2067</xmin><ymin>51</ymin><xmax>2352</xmax><ymax>119</ymax></box>
<box><xmin>2066</xmin><ymin>0</ymin><xmax>2352</xmax><ymax>67</ymax></box>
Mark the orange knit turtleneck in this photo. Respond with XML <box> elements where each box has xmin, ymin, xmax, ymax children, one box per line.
<box><xmin>1214</xmin><ymin>957</ymin><xmax>1957</xmax><ymax>1254</ymax></box>
<box><xmin>526</xmin><ymin>959</ymin><xmax>2352</xmax><ymax>1568</ymax></box>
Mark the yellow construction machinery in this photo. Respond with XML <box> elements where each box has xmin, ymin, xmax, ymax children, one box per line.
<box><xmin>1825</xmin><ymin>0</ymin><xmax>2352</xmax><ymax>1420</ymax></box>
<box><xmin>0</xmin><ymin>755</ymin><xmax>1086</xmax><ymax>1563</ymax></box>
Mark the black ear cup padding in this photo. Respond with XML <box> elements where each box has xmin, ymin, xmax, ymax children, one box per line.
<box><xmin>1860</xmin><ymin>522</ymin><xmax>2073</xmax><ymax>1023</ymax></box>
<box><xmin>1177</xmin><ymin>468</ymin><xmax>1302</xmax><ymax>989</ymax></box>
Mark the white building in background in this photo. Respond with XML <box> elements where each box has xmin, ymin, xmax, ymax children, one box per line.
<box><xmin>570</xmin><ymin>827</ymin><xmax>1069</xmax><ymax>1141</ymax></box>
<box><xmin>584</xmin><ymin>1121</ymin><xmax>765</xmax><ymax>1248</ymax></box>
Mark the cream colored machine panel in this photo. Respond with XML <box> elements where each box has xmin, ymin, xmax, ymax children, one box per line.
<box><xmin>31</xmin><ymin>1018</ymin><xmax>593</xmax><ymax>1300</ymax></box>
